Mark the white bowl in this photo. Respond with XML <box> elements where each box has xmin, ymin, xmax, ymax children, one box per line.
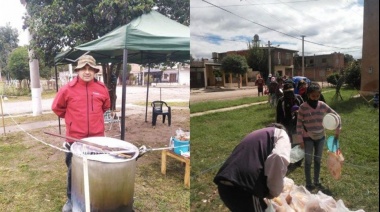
<box><xmin>322</xmin><ymin>113</ymin><xmax>339</xmax><ymax>130</ymax></box>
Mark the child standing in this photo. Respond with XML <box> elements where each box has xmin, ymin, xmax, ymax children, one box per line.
<box><xmin>296</xmin><ymin>83</ymin><xmax>341</xmax><ymax>191</ymax></box>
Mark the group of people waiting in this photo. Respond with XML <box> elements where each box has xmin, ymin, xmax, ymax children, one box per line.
<box><xmin>215</xmin><ymin>74</ymin><xmax>342</xmax><ymax>211</ymax></box>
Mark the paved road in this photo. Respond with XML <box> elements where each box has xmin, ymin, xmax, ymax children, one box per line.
<box><xmin>2</xmin><ymin>85</ymin><xmax>190</xmax><ymax>115</ymax></box>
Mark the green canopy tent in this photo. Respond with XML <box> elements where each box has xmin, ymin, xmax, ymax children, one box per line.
<box><xmin>54</xmin><ymin>10</ymin><xmax>190</xmax><ymax>140</ymax></box>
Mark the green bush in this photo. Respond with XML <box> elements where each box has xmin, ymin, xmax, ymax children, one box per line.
<box><xmin>2</xmin><ymin>86</ymin><xmax>30</xmax><ymax>97</ymax></box>
<box><xmin>344</xmin><ymin>61</ymin><xmax>361</xmax><ymax>89</ymax></box>
<box><xmin>326</xmin><ymin>73</ymin><xmax>340</xmax><ymax>86</ymax></box>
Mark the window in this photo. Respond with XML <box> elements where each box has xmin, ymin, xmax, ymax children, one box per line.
<box><xmin>308</xmin><ymin>59</ymin><xmax>314</xmax><ymax>67</ymax></box>
<box><xmin>322</xmin><ymin>58</ymin><xmax>327</xmax><ymax>63</ymax></box>
<box><xmin>286</xmin><ymin>53</ymin><xmax>291</xmax><ymax>60</ymax></box>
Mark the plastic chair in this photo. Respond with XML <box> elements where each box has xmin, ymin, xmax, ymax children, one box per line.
<box><xmin>104</xmin><ymin>110</ymin><xmax>121</xmax><ymax>131</ymax></box>
<box><xmin>151</xmin><ymin>101</ymin><xmax>171</xmax><ymax>126</ymax></box>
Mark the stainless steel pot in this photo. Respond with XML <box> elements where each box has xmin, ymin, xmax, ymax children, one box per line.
<box><xmin>71</xmin><ymin>137</ymin><xmax>139</xmax><ymax>212</ymax></box>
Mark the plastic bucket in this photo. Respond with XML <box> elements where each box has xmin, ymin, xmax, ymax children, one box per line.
<box><xmin>322</xmin><ymin>113</ymin><xmax>339</xmax><ymax>130</ymax></box>
<box><xmin>172</xmin><ymin>137</ymin><xmax>190</xmax><ymax>155</ymax></box>
<box><xmin>326</xmin><ymin>136</ymin><xmax>339</xmax><ymax>153</ymax></box>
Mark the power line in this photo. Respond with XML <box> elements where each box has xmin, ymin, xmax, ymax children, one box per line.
<box><xmin>246</xmin><ymin>0</ymin><xmax>304</xmax><ymax>36</ymax></box>
<box><xmin>200</xmin><ymin>0</ymin><xmax>357</xmax><ymax>50</ymax></box>
<box><xmin>192</xmin><ymin>33</ymin><xmax>361</xmax><ymax>57</ymax></box>
<box><xmin>276</xmin><ymin>0</ymin><xmax>323</xmax><ymax>23</ymax></box>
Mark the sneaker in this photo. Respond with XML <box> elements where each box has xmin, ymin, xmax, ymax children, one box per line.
<box><xmin>306</xmin><ymin>184</ymin><xmax>315</xmax><ymax>192</ymax></box>
<box><xmin>62</xmin><ymin>199</ymin><xmax>72</xmax><ymax>212</ymax></box>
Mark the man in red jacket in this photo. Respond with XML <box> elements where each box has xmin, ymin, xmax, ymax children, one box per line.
<box><xmin>52</xmin><ymin>55</ymin><xmax>110</xmax><ymax>212</ymax></box>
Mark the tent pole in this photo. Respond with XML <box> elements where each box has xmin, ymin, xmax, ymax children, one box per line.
<box><xmin>145</xmin><ymin>62</ymin><xmax>151</xmax><ymax>122</ymax></box>
<box><xmin>54</xmin><ymin>65</ymin><xmax>61</xmax><ymax>135</ymax></box>
<box><xmin>120</xmin><ymin>49</ymin><xmax>128</xmax><ymax>140</ymax></box>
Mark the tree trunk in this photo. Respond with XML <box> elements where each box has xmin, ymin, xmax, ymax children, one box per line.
<box><xmin>102</xmin><ymin>63</ymin><xmax>121</xmax><ymax>111</ymax></box>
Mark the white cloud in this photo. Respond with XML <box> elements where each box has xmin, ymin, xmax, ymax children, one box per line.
<box><xmin>0</xmin><ymin>0</ymin><xmax>29</xmax><ymax>46</ymax></box>
<box><xmin>191</xmin><ymin>0</ymin><xmax>364</xmax><ymax>59</ymax></box>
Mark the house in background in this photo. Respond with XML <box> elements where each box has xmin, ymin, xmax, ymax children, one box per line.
<box><xmin>190</xmin><ymin>59</ymin><xmax>221</xmax><ymax>88</ymax></box>
<box><xmin>128</xmin><ymin>63</ymin><xmax>143</xmax><ymax>85</ymax></box>
<box><xmin>293</xmin><ymin>52</ymin><xmax>345</xmax><ymax>81</ymax></box>
<box><xmin>190</xmin><ymin>40</ymin><xmax>298</xmax><ymax>89</ymax></box>
<box><xmin>361</xmin><ymin>0</ymin><xmax>379</xmax><ymax>94</ymax></box>
<box><xmin>140</xmin><ymin>63</ymin><xmax>190</xmax><ymax>86</ymax></box>
<box><xmin>217</xmin><ymin>46</ymin><xmax>298</xmax><ymax>80</ymax></box>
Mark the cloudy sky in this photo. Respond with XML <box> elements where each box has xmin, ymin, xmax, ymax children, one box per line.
<box><xmin>1</xmin><ymin>0</ymin><xmax>365</xmax><ymax>60</ymax></box>
<box><xmin>191</xmin><ymin>0</ymin><xmax>364</xmax><ymax>60</ymax></box>
<box><xmin>0</xmin><ymin>0</ymin><xmax>29</xmax><ymax>46</ymax></box>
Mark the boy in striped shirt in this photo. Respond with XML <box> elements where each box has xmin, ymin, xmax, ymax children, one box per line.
<box><xmin>296</xmin><ymin>82</ymin><xmax>341</xmax><ymax>191</ymax></box>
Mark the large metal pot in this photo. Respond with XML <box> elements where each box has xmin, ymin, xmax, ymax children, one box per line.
<box><xmin>70</xmin><ymin>137</ymin><xmax>139</xmax><ymax>212</ymax></box>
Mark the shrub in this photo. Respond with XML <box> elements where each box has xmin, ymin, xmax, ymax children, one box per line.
<box><xmin>326</xmin><ymin>73</ymin><xmax>340</xmax><ymax>86</ymax></box>
<box><xmin>344</xmin><ymin>61</ymin><xmax>361</xmax><ymax>89</ymax></box>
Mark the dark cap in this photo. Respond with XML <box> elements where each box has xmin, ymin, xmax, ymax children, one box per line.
<box><xmin>299</xmin><ymin>80</ymin><xmax>306</xmax><ymax>85</ymax></box>
<box><xmin>283</xmin><ymin>83</ymin><xmax>294</xmax><ymax>91</ymax></box>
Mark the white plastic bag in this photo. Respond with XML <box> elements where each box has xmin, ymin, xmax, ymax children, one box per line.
<box><xmin>289</xmin><ymin>185</ymin><xmax>312</xmax><ymax>210</ymax></box>
<box><xmin>315</xmin><ymin>191</ymin><xmax>337</xmax><ymax>211</ymax></box>
<box><xmin>264</xmin><ymin>199</ymin><xmax>275</xmax><ymax>212</ymax></box>
<box><xmin>290</xmin><ymin>145</ymin><xmax>305</xmax><ymax>163</ymax></box>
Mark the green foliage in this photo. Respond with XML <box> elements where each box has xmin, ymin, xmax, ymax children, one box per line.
<box><xmin>246</xmin><ymin>42</ymin><xmax>268</xmax><ymax>74</ymax></box>
<box><xmin>24</xmin><ymin>0</ymin><xmax>155</xmax><ymax>66</ymax></box>
<box><xmin>344</xmin><ymin>54</ymin><xmax>354</xmax><ymax>64</ymax></box>
<box><xmin>221</xmin><ymin>54</ymin><xmax>248</xmax><ymax>76</ymax></box>
<box><xmin>344</xmin><ymin>60</ymin><xmax>361</xmax><ymax>89</ymax></box>
<box><xmin>6</xmin><ymin>47</ymin><xmax>30</xmax><ymax>83</ymax></box>
<box><xmin>326</xmin><ymin>73</ymin><xmax>340</xmax><ymax>86</ymax></box>
<box><xmin>154</xmin><ymin>0</ymin><xmax>190</xmax><ymax>26</ymax></box>
<box><xmin>24</xmin><ymin>0</ymin><xmax>189</xmax><ymax>67</ymax></box>
<box><xmin>0</xmin><ymin>23</ymin><xmax>19</xmax><ymax>75</ymax></box>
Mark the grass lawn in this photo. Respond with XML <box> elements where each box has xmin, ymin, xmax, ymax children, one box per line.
<box><xmin>190</xmin><ymin>87</ymin><xmax>335</xmax><ymax>113</ymax></box>
<box><xmin>190</xmin><ymin>87</ymin><xmax>379</xmax><ymax>211</ymax></box>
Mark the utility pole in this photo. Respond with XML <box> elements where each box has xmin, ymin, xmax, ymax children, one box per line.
<box><xmin>268</xmin><ymin>41</ymin><xmax>272</xmax><ymax>76</ymax></box>
<box><xmin>301</xmin><ymin>35</ymin><xmax>305</xmax><ymax>76</ymax></box>
<box><xmin>314</xmin><ymin>54</ymin><xmax>316</xmax><ymax>80</ymax></box>
<box><xmin>21</xmin><ymin>0</ymin><xmax>42</xmax><ymax>116</ymax></box>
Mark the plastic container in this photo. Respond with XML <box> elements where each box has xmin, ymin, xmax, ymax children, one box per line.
<box><xmin>326</xmin><ymin>136</ymin><xmax>339</xmax><ymax>153</ymax></box>
<box><xmin>322</xmin><ymin>113</ymin><xmax>339</xmax><ymax>130</ymax></box>
<box><xmin>171</xmin><ymin>137</ymin><xmax>190</xmax><ymax>155</ymax></box>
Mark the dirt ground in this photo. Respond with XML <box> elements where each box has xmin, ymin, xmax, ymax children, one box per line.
<box><xmin>106</xmin><ymin>108</ymin><xmax>190</xmax><ymax>158</ymax></box>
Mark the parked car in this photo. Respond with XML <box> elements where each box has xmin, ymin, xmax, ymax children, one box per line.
<box><xmin>292</xmin><ymin>76</ymin><xmax>311</xmax><ymax>94</ymax></box>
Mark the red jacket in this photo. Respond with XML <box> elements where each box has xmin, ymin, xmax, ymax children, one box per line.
<box><xmin>52</xmin><ymin>76</ymin><xmax>111</xmax><ymax>141</ymax></box>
